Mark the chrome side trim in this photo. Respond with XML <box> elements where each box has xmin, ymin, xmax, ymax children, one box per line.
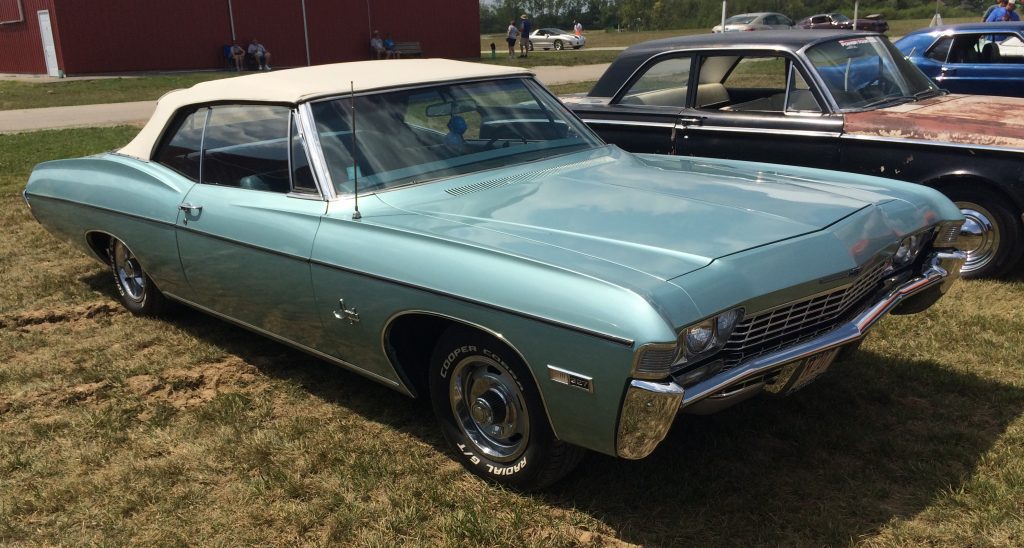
<box><xmin>164</xmin><ymin>291</ymin><xmax>414</xmax><ymax>397</ymax></box>
<box><xmin>684</xmin><ymin>125</ymin><xmax>842</xmax><ymax>138</ymax></box>
<box><xmin>679</xmin><ymin>251</ymin><xmax>964</xmax><ymax>409</ymax></box>
<box><xmin>177</xmin><ymin>223</ymin><xmax>309</xmax><ymax>263</ymax></box>
<box><xmin>311</xmin><ymin>258</ymin><xmax>635</xmax><ymax>347</ymax></box>
<box><xmin>23</xmin><ymin>193</ymin><xmax>175</xmax><ymax>229</ymax></box>
<box><xmin>581</xmin><ymin>118</ymin><xmax>677</xmax><ymax>129</ymax></box>
<box><xmin>840</xmin><ymin>133</ymin><xmax>1024</xmax><ymax>154</ymax></box>
<box><xmin>616</xmin><ymin>379</ymin><xmax>684</xmax><ymax>459</ymax></box>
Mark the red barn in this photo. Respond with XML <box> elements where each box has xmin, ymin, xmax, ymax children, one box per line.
<box><xmin>0</xmin><ymin>0</ymin><xmax>480</xmax><ymax>75</ymax></box>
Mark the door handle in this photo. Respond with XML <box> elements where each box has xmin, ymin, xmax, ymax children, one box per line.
<box><xmin>940</xmin><ymin>66</ymin><xmax>954</xmax><ymax>74</ymax></box>
<box><xmin>677</xmin><ymin>116</ymin><xmax>705</xmax><ymax>127</ymax></box>
<box><xmin>179</xmin><ymin>203</ymin><xmax>203</xmax><ymax>214</ymax></box>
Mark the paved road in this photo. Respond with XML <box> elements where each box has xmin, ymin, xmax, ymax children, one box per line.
<box><xmin>0</xmin><ymin>63</ymin><xmax>609</xmax><ymax>134</ymax></box>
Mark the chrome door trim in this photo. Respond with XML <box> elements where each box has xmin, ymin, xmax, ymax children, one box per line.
<box><xmin>684</xmin><ymin>125</ymin><xmax>842</xmax><ymax>138</ymax></box>
<box><xmin>164</xmin><ymin>291</ymin><xmax>414</xmax><ymax>396</ymax></box>
<box><xmin>581</xmin><ymin>118</ymin><xmax>677</xmax><ymax>129</ymax></box>
<box><xmin>298</xmin><ymin>102</ymin><xmax>338</xmax><ymax>200</ymax></box>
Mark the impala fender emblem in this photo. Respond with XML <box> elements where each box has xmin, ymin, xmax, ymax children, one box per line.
<box><xmin>332</xmin><ymin>298</ymin><xmax>360</xmax><ymax>324</ymax></box>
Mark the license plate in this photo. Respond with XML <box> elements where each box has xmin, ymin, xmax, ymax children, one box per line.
<box><xmin>786</xmin><ymin>348</ymin><xmax>839</xmax><ymax>394</ymax></box>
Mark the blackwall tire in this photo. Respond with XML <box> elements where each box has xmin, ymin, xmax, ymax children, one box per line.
<box><xmin>947</xmin><ymin>188</ymin><xmax>1023</xmax><ymax>279</ymax></box>
<box><xmin>429</xmin><ymin>327</ymin><xmax>584</xmax><ymax>490</ymax></box>
<box><xmin>108</xmin><ymin>238</ymin><xmax>167</xmax><ymax>316</ymax></box>
<box><xmin>553</xmin><ymin>40</ymin><xmax>564</xmax><ymax>50</ymax></box>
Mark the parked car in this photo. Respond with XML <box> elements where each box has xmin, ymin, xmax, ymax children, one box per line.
<box><xmin>798</xmin><ymin>12</ymin><xmax>889</xmax><ymax>33</ymax></box>
<box><xmin>712</xmin><ymin>12</ymin><xmax>793</xmax><ymax>33</ymax></box>
<box><xmin>528</xmin><ymin>27</ymin><xmax>584</xmax><ymax>50</ymax></box>
<box><xmin>24</xmin><ymin>59</ymin><xmax>966</xmax><ymax>490</ymax></box>
<box><xmin>562</xmin><ymin>30</ymin><xmax>1023</xmax><ymax>278</ymax></box>
<box><xmin>894</xmin><ymin>22</ymin><xmax>1024</xmax><ymax>97</ymax></box>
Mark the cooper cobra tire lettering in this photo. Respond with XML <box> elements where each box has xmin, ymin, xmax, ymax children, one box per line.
<box><xmin>429</xmin><ymin>327</ymin><xmax>586</xmax><ymax>490</ymax></box>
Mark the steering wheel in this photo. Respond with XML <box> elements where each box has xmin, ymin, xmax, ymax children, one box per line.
<box><xmin>856</xmin><ymin>77</ymin><xmax>899</xmax><ymax>98</ymax></box>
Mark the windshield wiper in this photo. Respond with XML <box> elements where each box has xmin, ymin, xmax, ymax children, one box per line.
<box><xmin>913</xmin><ymin>88</ymin><xmax>944</xmax><ymax>99</ymax></box>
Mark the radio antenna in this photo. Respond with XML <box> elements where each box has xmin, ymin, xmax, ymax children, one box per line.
<box><xmin>350</xmin><ymin>80</ymin><xmax>361</xmax><ymax>220</ymax></box>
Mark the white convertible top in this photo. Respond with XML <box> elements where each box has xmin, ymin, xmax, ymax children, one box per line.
<box><xmin>119</xmin><ymin>59</ymin><xmax>531</xmax><ymax>160</ymax></box>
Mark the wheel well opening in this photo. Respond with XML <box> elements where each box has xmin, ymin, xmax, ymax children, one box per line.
<box><xmin>85</xmin><ymin>231</ymin><xmax>111</xmax><ymax>263</ymax></box>
<box><xmin>384</xmin><ymin>314</ymin><xmax>460</xmax><ymax>398</ymax></box>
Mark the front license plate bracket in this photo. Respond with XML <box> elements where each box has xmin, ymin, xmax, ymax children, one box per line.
<box><xmin>763</xmin><ymin>347</ymin><xmax>841</xmax><ymax>396</ymax></box>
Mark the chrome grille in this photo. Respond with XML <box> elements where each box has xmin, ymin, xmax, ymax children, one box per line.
<box><xmin>720</xmin><ymin>259</ymin><xmax>891</xmax><ymax>368</ymax></box>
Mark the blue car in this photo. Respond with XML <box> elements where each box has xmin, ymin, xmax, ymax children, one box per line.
<box><xmin>894</xmin><ymin>22</ymin><xmax>1024</xmax><ymax>97</ymax></box>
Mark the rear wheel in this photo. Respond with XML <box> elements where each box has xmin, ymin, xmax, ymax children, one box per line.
<box><xmin>429</xmin><ymin>327</ymin><xmax>584</xmax><ymax>490</ymax></box>
<box><xmin>553</xmin><ymin>40</ymin><xmax>564</xmax><ymax>51</ymax></box>
<box><xmin>946</xmin><ymin>187</ymin><xmax>1023</xmax><ymax>279</ymax></box>
<box><xmin>108</xmin><ymin>238</ymin><xmax>167</xmax><ymax>316</ymax></box>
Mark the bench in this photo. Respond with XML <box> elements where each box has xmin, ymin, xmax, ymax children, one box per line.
<box><xmin>392</xmin><ymin>41</ymin><xmax>422</xmax><ymax>57</ymax></box>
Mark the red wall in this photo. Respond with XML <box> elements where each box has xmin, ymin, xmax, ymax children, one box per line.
<box><xmin>0</xmin><ymin>0</ymin><xmax>57</xmax><ymax>73</ymax></box>
<box><xmin>0</xmin><ymin>0</ymin><xmax>480</xmax><ymax>75</ymax></box>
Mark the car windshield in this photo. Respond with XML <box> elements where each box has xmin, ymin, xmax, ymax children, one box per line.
<box><xmin>310</xmin><ymin>77</ymin><xmax>602</xmax><ymax>194</ymax></box>
<box><xmin>830</xmin><ymin>13</ymin><xmax>850</xmax><ymax>22</ymax></box>
<box><xmin>806</xmin><ymin>35</ymin><xmax>940</xmax><ymax>111</ymax></box>
<box><xmin>725</xmin><ymin>15</ymin><xmax>757</xmax><ymax>25</ymax></box>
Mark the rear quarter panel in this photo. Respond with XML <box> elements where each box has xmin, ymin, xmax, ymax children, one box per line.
<box><xmin>24</xmin><ymin>154</ymin><xmax>194</xmax><ymax>295</ymax></box>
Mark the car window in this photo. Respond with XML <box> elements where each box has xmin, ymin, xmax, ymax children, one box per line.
<box><xmin>154</xmin><ymin>108</ymin><xmax>208</xmax><ymax>181</ymax></box>
<box><xmin>698</xmin><ymin>54</ymin><xmax>819</xmax><ymax>114</ymax></box>
<box><xmin>201</xmin><ymin>105</ymin><xmax>292</xmax><ymax>193</ymax></box>
<box><xmin>310</xmin><ymin>78</ymin><xmax>601</xmax><ymax>194</ymax></box>
<box><xmin>946</xmin><ymin>33</ymin><xmax>1013</xmax><ymax>64</ymax></box>
<box><xmin>807</xmin><ymin>36</ymin><xmax>939</xmax><ymax>111</ymax></box>
<box><xmin>811</xmin><ymin>16</ymin><xmax>829</xmax><ymax>24</ymax></box>
<box><xmin>617</xmin><ymin>56</ymin><xmax>692</xmax><ymax>107</ymax></box>
<box><xmin>290</xmin><ymin>116</ymin><xmax>318</xmax><ymax>194</ymax></box>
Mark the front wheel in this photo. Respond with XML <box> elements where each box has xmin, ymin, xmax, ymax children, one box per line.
<box><xmin>553</xmin><ymin>40</ymin><xmax>563</xmax><ymax>51</ymax></box>
<box><xmin>429</xmin><ymin>328</ymin><xmax>584</xmax><ymax>490</ymax></box>
<box><xmin>946</xmin><ymin>187</ymin><xmax>1023</xmax><ymax>278</ymax></box>
<box><xmin>108</xmin><ymin>238</ymin><xmax>167</xmax><ymax>316</ymax></box>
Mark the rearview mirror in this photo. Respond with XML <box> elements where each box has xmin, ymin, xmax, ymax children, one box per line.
<box><xmin>425</xmin><ymin>99</ymin><xmax>478</xmax><ymax>117</ymax></box>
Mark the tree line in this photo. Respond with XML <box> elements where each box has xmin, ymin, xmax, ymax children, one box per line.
<box><xmin>480</xmin><ymin>0</ymin><xmax>983</xmax><ymax>34</ymax></box>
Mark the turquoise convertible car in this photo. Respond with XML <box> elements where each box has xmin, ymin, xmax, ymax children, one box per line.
<box><xmin>24</xmin><ymin>59</ymin><xmax>966</xmax><ymax>490</ymax></box>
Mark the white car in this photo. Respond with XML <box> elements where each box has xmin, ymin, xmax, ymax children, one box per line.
<box><xmin>528</xmin><ymin>28</ymin><xmax>584</xmax><ymax>50</ymax></box>
<box><xmin>712</xmin><ymin>12</ymin><xmax>793</xmax><ymax>33</ymax></box>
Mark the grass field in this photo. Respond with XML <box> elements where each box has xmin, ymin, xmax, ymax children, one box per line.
<box><xmin>2</xmin><ymin>127</ymin><xmax>1023</xmax><ymax>545</ymax></box>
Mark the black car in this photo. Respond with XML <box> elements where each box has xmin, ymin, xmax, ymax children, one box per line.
<box><xmin>562</xmin><ymin>31</ymin><xmax>1024</xmax><ymax>278</ymax></box>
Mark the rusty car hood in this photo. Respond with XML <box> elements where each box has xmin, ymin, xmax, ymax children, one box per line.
<box><xmin>845</xmin><ymin>94</ymin><xmax>1024</xmax><ymax>149</ymax></box>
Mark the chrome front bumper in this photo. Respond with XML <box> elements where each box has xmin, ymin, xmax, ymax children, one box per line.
<box><xmin>616</xmin><ymin>250</ymin><xmax>966</xmax><ymax>459</ymax></box>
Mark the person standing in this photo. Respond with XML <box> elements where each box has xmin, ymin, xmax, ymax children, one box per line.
<box><xmin>574</xmin><ymin>20</ymin><xmax>583</xmax><ymax>37</ymax></box>
<box><xmin>519</xmin><ymin>14</ymin><xmax>531</xmax><ymax>58</ymax></box>
<box><xmin>506</xmin><ymin>19</ymin><xmax>518</xmax><ymax>59</ymax></box>
<box><xmin>370</xmin><ymin>30</ymin><xmax>386</xmax><ymax>59</ymax></box>
<box><xmin>984</xmin><ymin>0</ymin><xmax>1007</xmax><ymax>20</ymax></box>
<box><xmin>987</xmin><ymin>0</ymin><xmax>1020</xmax><ymax>21</ymax></box>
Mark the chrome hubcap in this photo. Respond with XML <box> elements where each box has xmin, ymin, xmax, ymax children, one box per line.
<box><xmin>113</xmin><ymin>241</ymin><xmax>145</xmax><ymax>302</ymax></box>
<box><xmin>449</xmin><ymin>355</ymin><xmax>529</xmax><ymax>462</ymax></box>
<box><xmin>956</xmin><ymin>201</ymin><xmax>999</xmax><ymax>275</ymax></box>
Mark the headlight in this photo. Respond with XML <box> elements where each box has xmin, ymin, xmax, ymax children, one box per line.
<box><xmin>633</xmin><ymin>307</ymin><xmax>744</xmax><ymax>380</ymax></box>
<box><xmin>893</xmin><ymin>232</ymin><xmax>928</xmax><ymax>267</ymax></box>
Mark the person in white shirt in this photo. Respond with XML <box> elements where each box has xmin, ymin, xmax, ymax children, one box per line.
<box><xmin>248</xmin><ymin>39</ymin><xmax>272</xmax><ymax>70</ymax></box>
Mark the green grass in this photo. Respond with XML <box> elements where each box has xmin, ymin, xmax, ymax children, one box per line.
<box><xmin>0</xmin><ymin>72</ymin><xmax>236</xmax><ymax>111</ymax></box>
<box><xmin>3</xmin><ymin>130</ymin><xmax>1024</xmax><ymax>543</ymax></box>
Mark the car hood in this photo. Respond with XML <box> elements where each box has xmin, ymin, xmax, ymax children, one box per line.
<box><xmin>845</xmin><ymin>94</ymin><xmax>1024</xmax><ymax>149</ymax></box>
<box><xmin>369</xmin><ymin>147</ymin><xmax>902</xmax><ymax>282</ymax></box>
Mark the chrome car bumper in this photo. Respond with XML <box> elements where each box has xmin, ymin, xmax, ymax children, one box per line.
<box><xmin>616</xmin><ymin>250</ymin><xmax>966</xmax><ymax>459</ymax></box>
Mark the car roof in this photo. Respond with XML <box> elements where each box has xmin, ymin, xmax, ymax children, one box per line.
<box><xmin>120</xmin><ymin>59</ymin><xmax>530</xmax><ymax>160</ymax></box>
<box><xmin>590</xmin><ymin>30</ymin><xmax>874</xmax><ymax>96</ymax></box>
<box><xmin>903</xmin><ymin>21</ymin><xmax>1024</xmax><ymax>36</ymax></box>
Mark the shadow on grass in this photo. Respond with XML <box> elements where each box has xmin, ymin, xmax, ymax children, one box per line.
<box><xmin>82</xmin><ymin>269</ymin><xmax>1024</xmax><ymax>545</ymax></box>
